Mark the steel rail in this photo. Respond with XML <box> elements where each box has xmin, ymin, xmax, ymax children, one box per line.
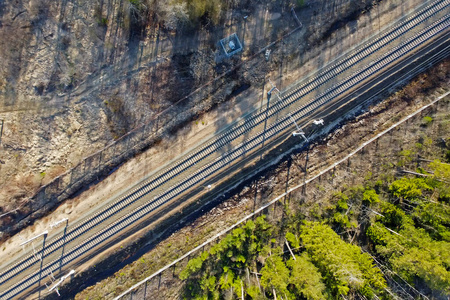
<box><xmin>1</xmin><ymin>10</ymin><xmax>448</xmax><ymax>300</ymax></box>
<box><xmin>1</xmin><ymin>0</ymin><xmax>445</xmax><ymax>286</ymax></box>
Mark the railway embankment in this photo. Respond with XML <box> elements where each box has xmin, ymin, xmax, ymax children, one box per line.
<box><xmin>0</xmin><ymin>0</ymin><xmax>392</xmax><ymax>242</ymax></box>
<box><xmin>1</xmin><ymin>0</ymin><xmax>448</xmax><ymax>298</ymax></box>
<box><xmin>70</xmin><ymin>56</ymin><xmax>449</xmax><ymax>299</ymax></box>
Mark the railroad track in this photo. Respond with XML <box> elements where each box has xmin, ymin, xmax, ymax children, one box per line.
<box><xmin>1</xmin><ymin>0</ymin><xmax>449</xmax><ymax>298</ymax></box>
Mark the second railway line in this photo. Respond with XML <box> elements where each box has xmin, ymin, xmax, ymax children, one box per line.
<box><xmin>1</xmin><ymin>0</ymin><xmax>449</xmax><ymax>298</ymax></box>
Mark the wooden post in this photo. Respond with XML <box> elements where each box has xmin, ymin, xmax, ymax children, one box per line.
<box><xmin>70</xmin><ymin>168</ymin><xmax>75</xmax><ymax>184</ymax></box>
<box><xmin>302</xmin><ymin>146</ymin><xmax>310</xmax><ymax>195</ymax></box>
<box><xmin>82</xmin><ymin>158</ymin><xmax>86</xmax><ymax>174</ymax></box>
<box><xmin>0</xmin><ymin>119</ymin><xmax>3</xmax><ymax>144</ymax></box>
<box><xmin>253</xmin><ymin>180</ymin><xmax>258</xmax><ymax>217</ymax></box>
<box><xmin>331</xmin><ymin>166</ymin><xmax>336</xmax><ymax>184</ymax></box>
<box><xmin>97</xmin><ymin>150</ymin><xmax>102</xmax><ymax>170</ymax></box>
<box><xmin>143</xmin><ymin>280</ymin><xmax>148</xmax><ymax>299</ymax></box>
<box><xmin>284</xmin><ymin>158</ymin><xmax>292</xmax><ymax>205</ymax></box>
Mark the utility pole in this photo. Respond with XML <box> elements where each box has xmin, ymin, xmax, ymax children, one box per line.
<box><xmin>289</xmin><ymin>114</ymin><xmax>308</xmax><ymax>142</ymax></box>
<box><xmin>0</xmin><ymin>119</ymin><xmax>3</xmax><ymax>144</ymax></box>
<box><xmin>268</xmin><ymin>79</ymin><xmax>282</xmax><ymax>103</ymax></box>
<box><xmin>261</xmin><ymin>81</ymin><xmax>282</xmax><ymax>150</ymax></box>
<box><xmin>290</xmin><ymin>116</ymin><xmax>324</xmax><ymax>194</ymax></box>
<box><xmin>261</xmin><ymin>87</ymin><xmax>274</xmax><ymax>150</ymax></box>
<box><xmin>50</xmin><ymin>218</ymin><xmax>69</xmax><ymax>274</ymax></box>
<box><xmin>21</xmin><ymin>231</ymin><xmax>48</xmax><ymax>300</ymax></box>
<box><xmin>290</xmin><ymin>115</ymin><xmax>309</xmax><ymax>194</ymax></box>
<box><xmin>38</xmin><ymin>235</ymin><xmax>47</xmax><ymax>300</ymax></box>
<box><xmin>48</xmin><ymin>269</ymin><xmax>75</xmax><ymax>296</ymax></box>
